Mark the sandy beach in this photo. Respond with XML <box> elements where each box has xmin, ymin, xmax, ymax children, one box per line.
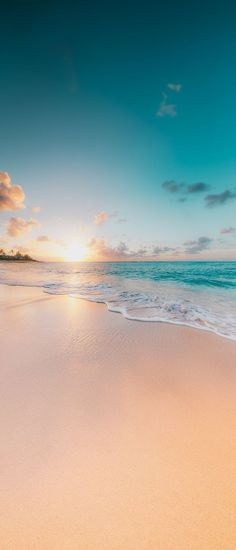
<box><xmin>1</xmin><ymin>284</ymin><xmax>236</xmax><ymax>549</ymax></box>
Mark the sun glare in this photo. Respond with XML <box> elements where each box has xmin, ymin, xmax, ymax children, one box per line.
<box><xmin>63</xmin><ymin>243</ymin><xmax>87</xmax><ymax>262</ymax></box>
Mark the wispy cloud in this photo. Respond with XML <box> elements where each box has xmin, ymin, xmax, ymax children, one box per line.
<box><xmin>184</xmin><ymin>236</ymin><xmax>212</xmax><ymax>254</ymax></box>
<box><xmin>88</xmin><ymin>238</ymin><xmax>180</xmax><ymax>261</ymax></box>
<box><xmin>36</xmin><ymin>234</ymin><xmax>50</xmax><ymax>242</ymax></box>
<box><xmin>205</xmin><ymin>190</ymin><xmax>236</xmax><ymax>207</ymax></box>
<box><xmin>88</xmin><ymin>238</ymin><xmax>129</xmax><ymax>260</ymax></box>
<box><xmin>94</xmin><ymin>211</ymin><xmax>127</xmax><ymax>225</ymax></box>
<box><xmin>167</xmin><ymin>83</ymin><xmax>182</xmax><ymax>92</ymax></box>
<box><xmin>162</xmin><ymin>180</ymin><xmax>184</xmax><ymax>193</ymax></box>
<box><xmin>220</xmin><ymin>227</ymin><xmax>236</xmax><ymax>234</ymax></box>
<box><xmin>157</xmin><ymin>93</ymin><xmax>177</xmax><ymax>118</ymax></box>
<box><xmin>187</xmin><ymin>182</ymin><xmax>209</xmax><ymax>193</ymax></box>
<box><xmin>152</xmin><ymin>245</ymin><xmax>177</xmax><ymax>255</ymax></box>
<box><xmin>157</xmin><ymin>82</ymin><xmax>182</xmax><ymax>118</ymax></box>
<box><xmin>31</xmin><ymin>206</ymin><xmax>41</xmax><ymax>213</ymax></box>
<box><xmin>0</xmin><ymin>171</ymin><xmax>25</xmax><ymax>211</ymax></box>
<box><xmin>35</xmin><ymin>235</ymin><xmax>66</xmax><ymax>248</ymax></box>
<box><xmin>162</xmin><ymin>180</ymin><xmax>209</xmax><ymax>198</ymax></box>
<box><xmin>7</xmin><ymin>217</ymin><xmax>40</xmax><ymax>237</ymax></box>
<box><xmin>162</xmin><ymin>179</ymin><xmax>236</xmax><ymax>209</ymax></box>
<box><xmin>94</xmin><ymin>211</ymin><xmax>109</xmax><ymax>225</ymax></box>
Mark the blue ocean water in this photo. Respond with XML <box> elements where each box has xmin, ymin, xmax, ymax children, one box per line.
<box><xmin>1</xmin><ymin>261</ymin><xmax>236</xmax><ymax>341</ymax></box>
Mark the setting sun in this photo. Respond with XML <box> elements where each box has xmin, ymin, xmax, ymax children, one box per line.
<box><xmin>63</xmin><ymin>243</ymin><xmax>87</xmax><ymax>262</ymax></box>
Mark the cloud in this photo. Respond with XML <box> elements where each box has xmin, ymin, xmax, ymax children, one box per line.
<box><xmin>0</xmin><ymin>172</ymin><xmax>11</xmax><ymax>186</ymax></box>
<box><xmin>36</xmin><ymin>234</ymin><xmax>50</xmax><ymax>242</ymax></box>
<box><xmin>136</xmin><ymin>248</ymin><xmax>147</xmax><ymax>255</ymax></box>
<box><xmin>167</xmin><ymin>83</ymin><xmax>182</xmax><ymax>92</ymax></box>
<box><xmin>131</xmin><ymin>247</ymin><xmax>148</xmax><ymax>257</ymax></box>
<box><xmin>162</xmin><ymin>179</ymin><xmax>210</xmax><ymax>200</ymax></box>
<box><xmin>88</xmin><ymin>238</ymin><xmax>130</xmax><ymax>260</ymax></box>
<box><xmin>88</xmin><ymin>238</ymin><xmax>180</xmax><ymax>260</ymax></box>
<box><xmin>7</xmin><ymin>217</ymin><xmax>40</xmax><ymax>237</ymax></box>
<box><xmin>156</xmin><ymin>93</ymin><xmax>177</xmax><ymax>118</ymax></box>
<box><xmin>186</xmin><ymin>182</ymin><xmax>209</xmax><ymax>193</ymax></box>
<box><xmin>152</xmin><ymin>245</ymin><xmax>177</xmax><ymax>255</ymax></box>
<box><xmin>162</xmin><ymin>180</ymin><xmax>184</xmax><ymax>193</ymax></box>
<box><xmin>32</xmin><ymin>206</ymin><xmax>41</xmax><ymax>213</ymax></box>
<box><xmin>157</xmin><ymin>82</ymin><xmax>182</xmax><ymax>118</ymax></box>
<box><xmin>0</xmin><ymin>171</ymin><xmax>25</xmax><ymax>211</ymax></box>
<box><xmin>94</xmin><ymin>211</ymin><xmax>109</xmax><ymax>225</ymax></box>
<box><xmin>220</xmin><ymin>227</ymin><xmax>236</xmax><ymax>234</ymax></box>
<box><xmin>205</xmin><ymin>190</ymin><xmax>236</xmax><ymax>207</ymax></box>
<box><xmin>184</xmin><ymin>236</ymin><xmax>212</xmax><ymax>254</ymax></box>
<box><xmin>94</xmin><ymin>211</ymin><xmax>127</xmax><ymax>225</ymax></box>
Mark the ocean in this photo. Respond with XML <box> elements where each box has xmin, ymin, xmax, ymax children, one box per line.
<box><xmin>1</xmin><ymin>260</ymin><xmax>236</xmax><ymax>341</ymax></box>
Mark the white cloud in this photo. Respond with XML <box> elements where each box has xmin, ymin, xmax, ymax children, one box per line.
<box><xmin>156</xmin><ymin>93</ymin><xmax>177</xmax><ymax>118</ymax></box>
<box><xmin>7</xmin><ymin>217</ymin><xmax>40</xmax><ymax>237</ymax></box>
<box><xmin>94</xmin><ymin>211</ymin><xmax>109</xmax><ymax>225</ymax></box>
<box><xmin>167</xmin><ymin>83</ymin><xmax>182</xmax><ymax>92</ymax></box>
<box><xmin>0</xmin><ymin>171</ymin><xmax>25</xmax><ymax>211</ymax></box>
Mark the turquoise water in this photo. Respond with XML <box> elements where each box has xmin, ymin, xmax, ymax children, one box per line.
<box><xmin>1</xmin><ymin>261</ymin><xmax>236</xmax><ymax>340</ymax></box>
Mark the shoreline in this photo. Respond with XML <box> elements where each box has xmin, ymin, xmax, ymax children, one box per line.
<box><xmin>1</xmin><ymin>284</ymin><xmax>236</xmax><ymax>549</ymax></box>
<box><xmin>1</xmin><ymin>281</ymin><xmax>236</xmax><ymax>343</ymax></box>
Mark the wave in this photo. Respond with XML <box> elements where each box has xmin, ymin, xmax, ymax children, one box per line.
<box><xmin>1</xmin><ymin>261</ymin><xmax>236</xmax><ymax>342</ymax></box>
<box><xmin>65</xmin><ymin>292</ymin><xmax>236</xmax><ymax>342</ymax></box>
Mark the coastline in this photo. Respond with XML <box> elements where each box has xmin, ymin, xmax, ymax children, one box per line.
<box><xmin>1</xmin><ymin>278</ymin><xmax>236</xmax><ymax>343</ymax></box>
<box><xmin>1</xmin><ymin>284</ymin><xmax>236</xmax><ymax>549</ymax></box>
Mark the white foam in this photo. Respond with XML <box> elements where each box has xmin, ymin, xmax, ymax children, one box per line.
<box><xmin>1</xmin><ymin>261</ymin><xmax>236</xmax><ymax>342</ymax></box>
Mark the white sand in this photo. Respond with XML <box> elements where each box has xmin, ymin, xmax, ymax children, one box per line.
<box><xmin>1</xmin><ymin>285</ymin><xmax>236</xmax><ymax>549</ymax></box>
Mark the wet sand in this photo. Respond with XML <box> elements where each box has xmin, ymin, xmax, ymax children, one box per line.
<box><xmin>1</xmin><ymin>284</ymin><xmax>236</xmax><ymax>549</ymax></box>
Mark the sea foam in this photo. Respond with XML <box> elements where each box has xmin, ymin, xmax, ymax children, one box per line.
<box><xmin>1</xmin><ymin>260</ymin><xmax>236</xmax><ymax>341</ymax></box>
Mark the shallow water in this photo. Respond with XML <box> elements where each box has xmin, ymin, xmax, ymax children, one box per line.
<box><xmin>1</xmin><ymin>261</ymin><xmax>236</xmax><ymax>341</ymax></box>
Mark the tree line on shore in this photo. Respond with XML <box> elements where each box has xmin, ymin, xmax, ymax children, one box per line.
<box><xmin>0</xmin><ymin>248</ymin><xmax>35</xmax><ymax>261</ymax></box>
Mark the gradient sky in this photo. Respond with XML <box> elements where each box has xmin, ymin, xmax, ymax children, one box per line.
<box><xmin>1</xmin><ymin>0</ymin><xmax>236</xmax><ymax>260</ymax></box>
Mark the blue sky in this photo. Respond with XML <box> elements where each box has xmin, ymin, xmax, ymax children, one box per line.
<box><xmin>1</xmin><ymin>0</ymin><xmax>236</xmax><ymax>260</ymax></box>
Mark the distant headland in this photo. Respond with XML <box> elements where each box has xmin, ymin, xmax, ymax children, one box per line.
<box><xmin>0</xmin><ymin>249</ymin><xmax>36</xmax><ymax>261</ymax></box>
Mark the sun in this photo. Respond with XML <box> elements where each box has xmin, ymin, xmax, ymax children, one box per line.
<box><xmin>63</xmin><ymin>243</ymin><xmax>87</xmax><ymax>262</ymax></box>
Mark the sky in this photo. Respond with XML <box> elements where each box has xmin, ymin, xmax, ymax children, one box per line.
<box><xmin>1</xmin><ymin>0</ymin><xmax>236</xmax><ymax>261</ymax></box>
